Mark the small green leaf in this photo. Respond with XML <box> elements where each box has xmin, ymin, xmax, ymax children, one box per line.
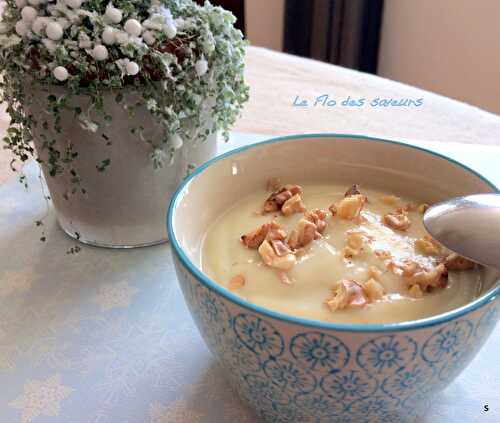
<box><xmin>96</xmin><ymin>158</ymin><xmax>111</xmax><ymax>172</ymax></box>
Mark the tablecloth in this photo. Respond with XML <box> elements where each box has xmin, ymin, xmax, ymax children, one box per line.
<box><xmin>0</xmin><ymin>132</ymin><xmax>499</xmax><ymax>423</ymax></box>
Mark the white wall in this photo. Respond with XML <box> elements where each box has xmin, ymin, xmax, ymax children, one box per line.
<box><xmin>245</xmin><ymin>0</ymin><xmax>285</xmax><ymax>51</ymax></box>
<box><xmin>378</xmin><ymin>0</ymin><xmax>500</xmax><ymax>116</ymax></box>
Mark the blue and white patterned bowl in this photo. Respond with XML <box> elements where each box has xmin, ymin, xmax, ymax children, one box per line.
<box><xmin>167</xmin><ymin>134</ymin><xmax>500</xmax><ymax>423</ymax></box>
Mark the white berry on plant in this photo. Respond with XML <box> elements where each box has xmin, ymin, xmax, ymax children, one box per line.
<box><xmin>142</xmin><ymin>30</ymin><xmax>155</xmax><ymax>45</ymax></box>
<box><xmin>41</xmin><ymin>37</ymin><xmax>57</xmax><ymax>52</ymax></box>
<box><xmin>31</xmin><ymin>17</ymin><xmax>49</xmax><ymax>35</ymax></box>
<box><xmin>105</xmin><ymin>3</ymin><xmax>123</xmax><ymax>24</ymax></box>
<box><xmin>53</xmin><ymin>66</ymin><xmax>69</xmax><ymax>81</ymax></box>
<box><xmin>92</xmin><ymin>44</ymin><xmax>108</xmax><ymax>61</ymax></box>
<box><xmin>114</xmin><ymin>30</ymin><xmax>128</xmax><ymax>44</ymax></box>
<box><xmin>124</xmin><ymin>19</ymin><xmax>142</xmax><ymax>37</ymax></box>
<box><xmin>45</xmin><ymin>21</ymin><xmax>63</xmax><ymax>40</ymax></box>
<box><xmin>126</xmin><ymin>61</ymin><xmax>140</xmax><ymax>76</ymax></box>
<box><xmin>15</xmin><ymin>20</ymin><xmax>29</xmax><ymax>37</ymax></box>
<box><xmin>101</xmin><ymin>27</ymin><xmax>115</xmax><ymax>45</ymax></box>
<box><xmin>21</xmin><ymin>6</ymin><xmax>37</xmax><ymax>22</ymax></box>
<box><xmin>195</xmin><ymin>58</ymin><xmax>208</xmax><ymax>77</ymax></box>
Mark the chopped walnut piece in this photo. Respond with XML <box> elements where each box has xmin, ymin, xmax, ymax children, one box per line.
<box><xmin>343</xmin><ymin>232</ymin><xmax>366</xmax><ymax>258</ymax></box>
<box><xmin>258</xmin><ymin>239</ymin><xmax>276</xmax><ymax>266</ymax></box>
<box><xmin>258</xmin><ymin>240</ymin><xmax>296</xmax><ymax>271</ymax></box>
<box><xmin>306</xmin><ymin>208</ymin><xmax>328</xmax><ymax>222</ymax></box>
<box><xmin>305</xmin><ymin>208</ymin><xmax>328</xmax><ymax>234</ymax></box>
<box><xmin>345</xmin><ymin>184</ymin><xmax>361</xmax><ymax>197</ymax></box>
<box><xmin>343</xmin><ymin>246</ymin><xmax>358</xmax><ymax>259</ymax></box>
<box><xmin>409</xmin><ymin>284</ymin><xmax>423</xmax><ymax>298</ymax></box>
<box><xmin>387</xmin><ymin>259</ymin><xmax>448</xmax><ymax>293</ymax></box>
<box><xmin>241</xmin><ymin>223</ymin><xmax>271</xmax><ymax>249</ymax></box>
<box><xmin>263</xmin><ymin>185</ymin><xmax>303</xmax><ymax>213</ymax></box>
<box><xmin>368</xmin><ymin>266</ymin><xmax>383</xmax><ymax>281</ymax></box>
<box><xmin>363</xmin><ymin>278</ymin><xmax>385</xmax><ymax>301</ymax></box>
<box><xmin>347</xmin><ymin>232</ymin><xmax>365</xmax><ymax>249</ymax></box>
<box><xmin>387</xmin><ymin>259</ymin><xmax>423</xmax><ymax>278</ymax></box>
<box><xmin>282</xmin><ymin>193</ymin><xmax>306</xmax><ymax>216</ymax></box>
<box><xmin>383</xmin><ymin>209</ymin><xmax>411</xmax><ymax>231</ymax></box>
<box><xmin>269</xmin><ymin>239</ymin><xmax>293</xmax><ymax>257</ymax></box>
<box><xmin>387</xmin><ymin>261</ymin><xmax>402</xmax><ymax>276</ymax></box>
<box><xmin>287</xmin><ymin>185</ymin><xmax>303</xmax><ymax>195</ymax></box>
<box><xmin>381</xmin><ymin>195</ymin><xmax>400</xmax><ymax>206</ymax></box>
<box><xmin>326</xmin><ymin>280</ymin><xmax>368</xmax><ymax>311</ymax></box>
<box><xmin>241</xmin><ymin>221</ymin><xmax>286</xmax><ymax>249</ymax></box>
<box><xmin>229</xmin><ymin>274</ymin><xmax>245</xmax><ymax>290</ymax></box>
<box><xmin>444</xmin><ymin>253</ymin><xmax>476</xmax><ymax>271</ymax></box>
<box><xmin>335</xmin><ymin>194</ymin><xmax>366</xmax><ymax>220</ymax></box>
<box><xmin>415</xmin><ymin>235</ymin><xmax>442</xmax><ymax>256</ymax></box>
<box><xmin>287</xmin><ymin>218</ymin><xmax>317</xmax><ymax>249</ymax></box>
<box><xmin>287</xmin><ymin>210</ymin><xmax>327</xmax><ymax>250</ymax></box>
<box><xmin>375</xmin><ymin>250</ymin><xmax>392</xmax><ymax>260</ymax></box>
<box><xmin>286</xmin><ymin>229</ymin><xmax>300</xmax><ymax>250</ymax></box>
<box><xmin>263</xmin><ymin>189</ymin><xmax>291</xmax><ymax>213</ymax></box>
<box><xmin>401</xmin><ymin>261</ymin><xmax>419</xmax><ymax>278</ymax></box>
<box><xmin>407</xmin><ymin>263</ymin><xmax>448</xmax><ymax>291</ymax></box>
<box><xmin>418</xmin><ymin>203</ymin><xmax>430</xmax><ymax>214</ymax></box>
<box><xmin>329</xmin><ymin>203</ymin><xmax>337</xmax><ymax>216</ymax></box>
<box><xmin>267</xmin><ymin>221</ymin><xmax>287</xmax><ymax>241</ymax></box>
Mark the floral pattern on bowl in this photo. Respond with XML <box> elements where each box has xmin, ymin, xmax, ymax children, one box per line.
<box><xmin>174</xmin><ymin>261</ymin><xmax>499</xmax><ymax>423</ymax></box>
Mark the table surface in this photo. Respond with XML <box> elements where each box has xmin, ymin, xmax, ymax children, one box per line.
<box><xmin>0</xmin><ymin>132</ymin><xmax>499</xmax><ymax>423</ymax></box>
<box><xmin>2</xmin><ymin>46</ymin><xmax>500</xmax><ymax>184</ymax></box>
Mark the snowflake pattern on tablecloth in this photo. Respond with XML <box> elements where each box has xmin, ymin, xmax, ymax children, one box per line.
<box><xmin>0</xmin><ymin>285</ymin><xmax>87</xmax><ymax>374</ymax></box>
<box><xmin>77</xmin><ymin>313</ymin><xmax>189</xmax><ymax>407</ymax></box>
<box><xmin>149</xmin><ymin>401</ymin><xmax>205</xmax><ymax>423</ymax></box>
<box><xmin>0</xmin><ymin>343</ymin><xmax>19</xmax><ymax>371</ymax></box>
<box><xmin>8</xmin><ymin>374</ymin><xmax>74</xmax><ymax>423</ymax></box>
<box><xmin>92</xmin><ymin>280</ymin><xmax>140</xmax><ymax>311</ymax></box>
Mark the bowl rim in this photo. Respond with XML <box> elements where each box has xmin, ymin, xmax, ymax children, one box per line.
<box><xmin>167</xmin><ymin>133</ymin><xmax>500</xmax><ymax>332</ymax></box>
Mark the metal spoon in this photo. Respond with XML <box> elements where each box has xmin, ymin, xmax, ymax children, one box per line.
<box><xmin>423</xmin><ymin>193</ymin><xmax>500</xmax><ymax>271</ymax></box>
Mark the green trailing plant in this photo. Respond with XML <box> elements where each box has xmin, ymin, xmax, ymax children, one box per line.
<box><xmin>0</xmin><ymin>0</ymin><xmax>249</xmax><ymax>185</ymax></box>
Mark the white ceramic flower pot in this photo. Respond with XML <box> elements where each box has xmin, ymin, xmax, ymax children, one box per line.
<box><xmin>29</xmin><ymin>86</ymin><xmax>217</xmax><ymax>248</ymax></box>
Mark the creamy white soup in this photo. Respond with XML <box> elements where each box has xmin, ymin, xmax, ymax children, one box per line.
<box><xmin>201</xmin><ymin>181</ymin><xmax>480</xmax><ymax>324</ymax></box>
